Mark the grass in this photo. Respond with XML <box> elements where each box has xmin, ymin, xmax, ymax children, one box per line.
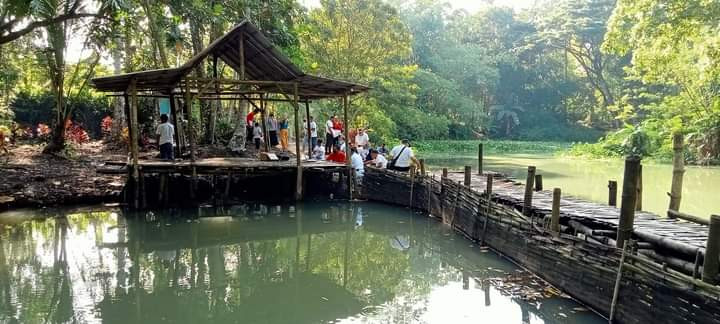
<box><xmin>412</xmin><ymin>140</ymin><xmax>572</xmax><ymax>155</ymax></box>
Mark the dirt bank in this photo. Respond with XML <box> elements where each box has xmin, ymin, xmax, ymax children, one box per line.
<box><xmin>0</xmin><ymin>141</ymin><xmax>126</xmax><ymax>210</ymax></box>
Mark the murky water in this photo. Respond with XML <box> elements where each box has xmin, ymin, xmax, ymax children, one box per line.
<box><xmin>0</xmin><ymin>202</ymin><xmax>604</xmax><ymax>324</ymax></box>
<box><xmin>424</xmin><ymin>152</ymin><xmax>720</xmax><ymax>219</ymax></box>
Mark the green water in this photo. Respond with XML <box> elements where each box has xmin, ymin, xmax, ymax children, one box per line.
<box><xmin>424</xmin><ymin>152</ymin><xmax>720</xmax><ymax>219</ymax></box>
<box><xmin>0</xmin><ymin>202</ymin><xmax>604</xmax><ymax>324</ymax></box>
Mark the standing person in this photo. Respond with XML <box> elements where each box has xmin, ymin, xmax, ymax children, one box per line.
<box><xmin>354</xmin><ymin>127</ymin><xmax>370</xmax><ymax>156</ymax></box>
<box><xmin>332</xmin><ymin>116</ymin><xmax>343</xmax><ymax>147</ymax></box>
<box><xmin>155</xmin><ymin>114</ymin><xmax>175</xmax><ymax>160</ymax></box>
<box><xmin>388</xmin><ymin>139</ymin><xmax>419</xmax><ymax>172</ymax></box>
<box><xmin>252</xmin><ymin>122</ymin><xmax>263</xmax><ymax>150</ymax></box>
<box><xmin>325</xmin><ymin>115</ymin><xmax>335</xmax><ymax>154</ymax></box>
<box><xmin>279</xmin><ymin>117</ymin><xmax>289</xmax><ymax>151</ymax></box>
<box><xmin>246</xmin><ymin>108</ymin><xmax>260</xmax><ymax>141</ymax></box>
<box><xmin>309</xmin><ymin>116</ymin><xmax>318</xmax><ymax>149</ymax></box>
<box><xmin>312</xmin><ymin>139</ymin><xmax>326</xmax><ymax>160</ymax></box>
<box><xmin>268</xmin><ymin>113</ymin><xmax>279</xmax><ymax>147</ymax></box>
<box><xmin>350</xmin><ymin>147</ymin><xmax>365</xmax><ymax>178</ymax></box>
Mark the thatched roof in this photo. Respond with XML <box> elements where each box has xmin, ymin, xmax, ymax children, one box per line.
<box><xmin>91</xmin><ymin>21</ymin><xmax>369</xmax><ymax>99</ymax></box>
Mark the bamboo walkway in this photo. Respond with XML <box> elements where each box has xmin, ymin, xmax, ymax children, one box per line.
<box><xmin>442</xmin><ymin>171</ymin><xmax>710</xmax><ymax>252</ymax></box>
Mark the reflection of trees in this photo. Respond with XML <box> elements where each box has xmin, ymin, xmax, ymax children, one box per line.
<box><xmin>0</xmin><ymin>203</ymin><xmax>594</xmax><ymax>324</ymax></box>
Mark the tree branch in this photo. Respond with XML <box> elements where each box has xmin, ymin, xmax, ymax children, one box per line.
<box><xmin>0</xmin><ymin>12</ymin><xmax>99</xmax><ymax>45</ymax></box>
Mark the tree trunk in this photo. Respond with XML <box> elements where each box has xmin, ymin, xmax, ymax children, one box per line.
<box><xmin>141</xmin><ymin>0</ymin><xmax>169</xmax><ymax>68</ymax></box>
<box><xmin>111</xmin><ymin>44</ymin><xmax>125</xmax><ymax>140</ymax></box>
<box><xmin>42</xmin><ymin>22</ymin><xmax>67</xmax><ymax>154</ymax></box>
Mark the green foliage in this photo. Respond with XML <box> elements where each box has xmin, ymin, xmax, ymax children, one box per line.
<box><xmin>413</xmin><ymin>140</ymin><xmax>571</xmax><ymax>155</ymax></box>
<box><xmin>10</xmin><ymin>91</ymin><xmax>111</xmax><ymax>137</ymax></box>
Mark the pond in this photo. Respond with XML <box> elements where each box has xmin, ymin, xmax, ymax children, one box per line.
<box><xmin>0</xmin><ymin>202</ymin><xmax>605</xmax><ymax>324</ymax></box>
<box><xmin>424</xmin><ymin>152</ymin><xmax>720</xmax><ymax>219</ymax></box>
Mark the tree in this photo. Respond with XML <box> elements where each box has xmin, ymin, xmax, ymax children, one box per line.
<box><xmin>0</xmin><ymin>0</ymin><xmax>100</xmax><ymax>44</ymax></box>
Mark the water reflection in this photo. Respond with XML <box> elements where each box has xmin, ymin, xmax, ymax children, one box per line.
<box><xmin>0</xmin><ymin>203</ymin><xmax>604</xmax><ymax>324</ymax></box>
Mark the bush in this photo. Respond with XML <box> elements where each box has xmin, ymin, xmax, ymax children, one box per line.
<box><xmin>10</xmin><ymin>91</ymin><xmax>111</xmax><ymax>138</ymax></box>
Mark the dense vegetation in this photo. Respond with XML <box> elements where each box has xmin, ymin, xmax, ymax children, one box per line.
<box><xmin>0</xmin><ymin>0</ymin><xmax>717</xmax><ymax>163</ymax></box>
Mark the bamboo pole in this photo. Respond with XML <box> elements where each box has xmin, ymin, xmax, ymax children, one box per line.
<box><xmin>464</xmin><ymin>166</ymin><xmax>471</xmax><ymax>186</ymax></box>
<box><xmin>609</xmin><ymin>242</ymin><xmax>629</xmax><ymax>323</ymax></box>
<box><xmin>481</xmin><ymin>174</ymin><xmax>493</xmax><ymax>246</ymax></box>
<box><xmin>522</xmin><ymin>166</ymin><xmax>536</xmax><ymax>216</ymax></box>
<box><xmin>617</xmin><ymin>156</ymin><xmax>641</xmax><ymax>248</ymax></box>
<box><xmin>608</xmin><ymin>180</ymin><xmax>618</xmax><ymax>206</ymax></box>
<box><xmin>478</xmin><ymin>143</ymin><xmax>483</xmax><ymax>175</ymax></box>
<box><xmin>534</xmin><ymin>174</ymin><xmax>543</xmax><ymax>191</ymax></box>
<box><xmin>419</xmin><ymin>159</ymin><xmax>426</xmax><ymax>177</ymax></box>
<box><xmin>239</xmin><ymin>33</ymin><xmax>245</xmax><ymax>80</ymax></box>
<box><xmin>293</xmin><ymin>83</ymin><xmax>303</xmax><ymax>200</ymax></box>
<box><xmin>668</xmin><ymin>133</ymin><xmax>685</xmax><ymax>211</ymax></box>
<box><xmin>183</xmin><ymin>78</ymin><xmax>196</xmax><ymax>161</ymax></box>
<box><xmin>666</xmin><ymin>209</ymin><xmax>709</xmax><ymax>226</ymax></box>
<box><xmin>635</xmin><ymin>164</ymin><xmax>643</xmax><ymax>211</ymax></box>
<box><xmin>442</xmin><ymin>168</ymin><xmax>448</xmax><ymax>178</ymax></box>
<box><xmin>702</xmin><ymin>215</ymin><xmax>720</xmax><ymax>284</ymax></box>
<box><xmin>305</xmin><ymin>101</ymin><xmax>312</xmax><ymax>157</ymax></box>
<box><xmin>551</xmin><ymin>188</ymin><xmax>561</xmax><ymax>234</ymax></box>
<box><xmin>168</xmin><ymin>93</ymin><xmax>182</xmax><ymax>157</ymax></box>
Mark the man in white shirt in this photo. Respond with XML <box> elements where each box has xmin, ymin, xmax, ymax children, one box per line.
<box><xmin>388</xmin><ymin>139</ymin><xmax>419</xmax><ymax>172</ymax></box>
<box><xmin>325</xmin><ymin>115</ymin><xmax>335</xmax><ymax>154</ymax></box>
<box><xmin>366</xmin><ymin>149</ymin><xmax>387</xmax><ymax>168</ymax></box>
<box><xmin>354</xmin><ymin>128</ymin><xmax>369</xmax><ymax>148</ymax></box>
<box><xmin>350</xmin><ymin>147</ymin><xmax>365</xmax><ymax>178</ymax></box>
<box><xmin>156</xmin><ymin>114</ymin><xmax>175</xmax><ymax>160</ymax></box>
<box><xmin>309</xmin><ymin>116</ymin><xmax>318</xmax><ymax>149</ymax></box>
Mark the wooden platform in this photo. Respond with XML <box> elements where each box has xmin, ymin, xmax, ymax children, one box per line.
<box><xmin>443</xmin><ymin>171</ymin><xmax>709</xmax><ymax>253</ymax></box>
<box><xmin>97</xmin><ymin>157</ymin><xmax>346</xmax><ymax>175</ymax></box>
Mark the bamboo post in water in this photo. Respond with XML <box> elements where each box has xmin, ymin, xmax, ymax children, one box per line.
<box><xmin>551</xmin><ymin>188</ymin><xmax>561</xmax><ymax>234</ymax></box>
<box><xmin>534</xmin><ymin>174</ymin><xmax>543</xmax><ymax>191</ymax></box>
<box><xmin>442</xmin><ymin>168</ymin><xmax>448</xmax><ymax>178</ymax></box>
<box><xmin>617</xmin><ymin>156</ymin><xmax>641</xmax><ymax>248</ymax></box>
<box><xmin>478</xmin><ymin>143</ymin><xmax>483</xmax><ymax>175</ymax></box>
<box><xmin>481</xmin><ymin>174</ymin><xmax>493</xmax><ymax>246</ymax></box>
<box><xmin>668</xmin><ymin>133</ymin><xmax>685</xmax><ymax>211</ymax></box>
<box><xmin>608</xmin><ymin>180</ymin><xmax>618</xmax><ymax>206</ymax></box>
<box><xmin>419</xmin><ymin>159</ymin><xmax>426</xmax><ymax>177</ymax></box>
<box><xmin>522</xmin><ymin>166</ymin><xmax>536</xmax><ymax>216</ymax></box>
<box><xmin>635</xmin><ymin>164</ymin><xmax>643</xmax><ymax>211</ymax></box>
<box><xmin>464</xmin><ymin>166</ymin><xmax>471</xmax><ymax>186</ymax></box>
<box><xmin>702</xmin><ymin>214</ymin><xmax>720</xmax><ymax>284</ymax></box>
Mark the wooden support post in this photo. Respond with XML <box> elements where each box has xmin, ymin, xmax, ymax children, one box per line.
<box><xmin>128</xmin><ymin>80</ymin><xmax>140</xmax><ymax>209</ymax></box>
<box><xmin>464</xmin><ymin>166</ymin><xmax>471</xmax><ymax>186</ymax></box>
<box><xmin>419</xmin><ymin>159</ymin><xmax>426</xmax><ymax>177</ymax></box>
<box><xmin>534</xmin><ymin>174</ymin><xmax>543</xmax><ymax>191</ymax></box>
<box><xmin>636</xmin><ymin>163</ymin><xmax>643</xmax><ymax>211</ymax></box>
<box><xmin>478</xmin><ymin>143</ymin><xmax>483</xmax><ymax>175</ymax></box>
<box><xmin>481</xmin><ymin>174</ymin><xmax>493</xmax><ymax>246</ymax></box>
<box><xmin>442</xmin><ymin>168</ymin><xmax>448</xmax><ymax>178</ymax></box>
<box><xmin>608</xmin><ymin>180</ymin><xmax>618</xmax><ymax>206</ymax></box>
<box><xmin>343</xmin><ymin>95</ymin><xmax>351</xmax><ymax>200</ymax></box>
<box><xmin>239</xmin><ymin>33</ymin><xmax>245</xmax><ymax>80</ymax></box>
<box><xmin>617</xmin><ymin>156</ymin><xmax>641</xmax><ymax>248</ymax></box>
<box><xmin>158</xmin><ymin>173</ymin><xmax>166</xmax><ymax>206</ymax></box>
<box><xmin>668</xmin><ymin>133</ymin><xmax>685</xmax><ymax>211</ymax></box>
<box><xmin>224</xmin><ymin>172</ymin><xmax>231</xmax><ymax>202</ymax></box>
<box><xmin>190</xmin><ymin>166</ymin><xmax>197</xmax><ymax>200</ymax></box>
<box><xmin>168</xmin><ymin>93</ymin><xmax>182</xmax><ymax>158</ymax></box>
<box><xmin>609</xmin><ymin>242</ymin><xmax>629</xmax><ymax>322</ymax></box>
<box><xmin>261</xmin><ymin>95</ymin><xmax>270</xmax><ymax>151</ymax></box>
<box><xmin>183</xmin><ymin>79</ymin><xmax>196</xmax><ymax>161</ymax></box>
<box><xmin>139</xmin><ymin>169</ymin><xmax>146</xmax><ymax>209</ymax></box>
<box><xmin>551</xmin><ymin>188</ymin><xmax>561</xmax><ymax>234</ymax></box>
<box><xmin>305</xmin><ymin>101</ymin><xmax>312</xmax><ymax>157</ymax></box>
<box><xmin>293</xmin><ymin>83</ymin><xmax>303</xmax><ymax>200</ymax></box>
<box><xmin>522</xmin><ymin>166</ymin><xmax>536</xmax><ymax>216</ymax></box>
<box><xmin>702</xmin><ymin>215</ymin><xmax>720</xmax><ymax>284</ymax></box>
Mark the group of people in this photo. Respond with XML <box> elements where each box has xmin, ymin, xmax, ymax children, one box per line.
<box><xmin>245</xmin><ymin>109</ymin><xmax>291</xmax><ymax>151</ymax></box>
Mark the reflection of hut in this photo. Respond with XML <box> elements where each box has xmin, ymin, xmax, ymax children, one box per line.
<box><xmin>97</xmin><ymin>272</ymin><xmax>363</xmax><ymax>324</ymax></box>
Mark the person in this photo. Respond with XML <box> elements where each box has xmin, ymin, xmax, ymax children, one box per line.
<box><xmin>309</xmin><ymin>116</ymin><xmax>318</xmax><ymax>149</ymax></box>
<box><xmin>365</xmin><ymin>149</ymin><xmax>388</xmax><ymax>169</ymax></box>
<box><xmin>326</xmin><ymin>144</ymin><xmax>346</xmax><ymax>163</ymax></box>
<box><xmin>279</xmin><ymin>117</ymin><xmax>289</xmax><ymax>151</ymax></box>
<box><xmin>312</xmin><ymin>139</ymin><xmax>326</xmax><ymax>160</ymax></box>
<box><xmin>252</xmin><ymin>122</ymin><xmax>263</xmax><ymax>150</ymax></box>
<box><xmin>350</xmin><ymin>147</ymin><xmax>365</xmax><ymax>178</ymax></box>
<box><xmin>325</xmin><ymin>115</ymin><xmax>335</xmax><ymax>154</ymax></box>
<box><xmin>155</xmin><ymin>114</ymin><xmax>175</xmax><ymax>160</ymax></box>
<box><xmin>301</xmin><ymin>118</ymin><xmax>308</xmax><ymax>154</ymax></box>
<box><xmin>388</xmin><ymin>139</ymin><xmax>419</xmax><ymax>172</ymax></box>
<box><xmin>377</xmin><ymin>143</ymin><xmax>388</xmax><ymax>155</ymax></box>
<box><xmin>355</xmin><ymin>127</ymin><xmax>370</xmax><ymax>153</ymax></box>
<box><xmin>246</xmin><ymin>108</ymin><xmax>260</xmax><ymax>140</ymax></box>
<box><xmin>337</xmin><ymin>135</ymin><xmax>346</xmax><ymax>152</ymax></box>
<box><xmin>268</xmin><ymin>113</ymin><xmax>279</xmax><ymax>147</ymax></box>
<box><xmin>332</xmin><ymin>116</ymin><xmax>343</xmax><ymax>147</ymax></box>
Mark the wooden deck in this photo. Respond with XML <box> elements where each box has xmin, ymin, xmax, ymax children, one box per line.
<box><xmin>97</xmin><ymin>157</ymin><xmax>346</xmax><ymax>174</ymax></box>
<box><xmin>443</xmin><ymin>171</ymin><xmax>709</xmax><ymax>253</ymax></box>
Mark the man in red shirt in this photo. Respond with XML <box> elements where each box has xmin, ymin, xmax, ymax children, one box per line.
<box><xmin>326</xmin><ymin>144</ymin><xmax>346</xmax><ymax>163</ymax></box>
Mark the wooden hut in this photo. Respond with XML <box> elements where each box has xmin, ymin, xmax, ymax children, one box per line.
<box><xmin>91</xmin><ymin>21</ymin><xmax>369</xmax><ymax>203</ymax></box>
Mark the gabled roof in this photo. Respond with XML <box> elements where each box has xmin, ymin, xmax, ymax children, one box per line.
<box><xmin>91</xmin><ymin>21</ymin><xmax>369</xmax><ymax>99</ymax></box>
